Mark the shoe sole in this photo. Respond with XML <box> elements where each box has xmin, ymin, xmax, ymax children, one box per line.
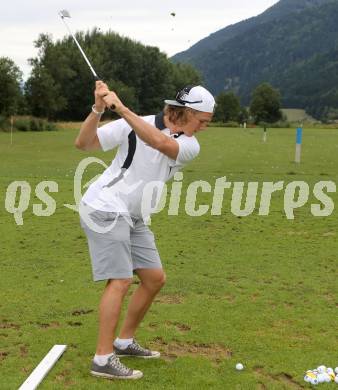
<box><xmin>115</xmin><ymin>352</ymin><xmax>161</xmax><ymax>359</ymax></box>
<box><xmin>90</xmin><ymin>370</ymin><xmax>143</xmax><ymax>380</ymax></box>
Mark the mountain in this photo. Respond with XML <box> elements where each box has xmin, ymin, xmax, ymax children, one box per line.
<box><xmin>172</xmin><ymin>0</ymin><xmax>338</xmax><ymax>119</ymax></box>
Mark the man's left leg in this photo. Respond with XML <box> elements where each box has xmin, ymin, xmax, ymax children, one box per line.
<box><xmin>114</xmin><ymin>268</ymin><xmax>165</xmax><ymax>357</ymax></box>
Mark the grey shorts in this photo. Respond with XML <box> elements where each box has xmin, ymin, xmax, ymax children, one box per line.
<box><xmin>80</xmin><ymin>208</ymin><xmax>162</xmax><ymax>281</ymax></box>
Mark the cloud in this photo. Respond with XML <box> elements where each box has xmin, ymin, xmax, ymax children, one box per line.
<box><xmin>0</xmin><ymin>0</ymin><xmax>278</xmax><ymax>79</ymax></box>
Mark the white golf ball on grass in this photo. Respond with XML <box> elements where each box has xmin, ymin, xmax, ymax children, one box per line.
<box><xmin>236</xmin><ymin>363</ymin><xmax>244</xmax><ymax>371</ymax></box>
<box><xmin>310</xmin><ymin>377</ymin><xmax>319</xmax><ymax>385</ymax></box>
<box><xmin>317</xmin><ymin>365</ymin><xmax>326</xmax><ymax>373</ymax></box>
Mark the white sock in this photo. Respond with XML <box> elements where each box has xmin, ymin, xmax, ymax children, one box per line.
<box><xmin>93</xmin><ymin>352</ymin><xmax>114</xmax><ymax>366</ymax></box>
<box><xmin>114</xmin><ymin>337</ymin><xmax>133</xmax><ymax>350</ymax></box>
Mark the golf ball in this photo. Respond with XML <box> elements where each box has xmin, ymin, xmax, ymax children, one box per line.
<box><xmin>316</xmin><ymin>373</ymin><xmax>326</xmax><ymax>383</ymax></box>
<box><xmin>310</xmin><ymin>377</ymin><xmax>319</xmax><ymax>385</ymax></box>
<box><xmin>236</xmin><ymin>363</ymin><xmax>244</xmax><ymax>371</ymax></box>
<box><xmin>334</xmin><ymin>375</ymin><xmax>338</xmax><ymax>383</ymax></box>
<box><xmin>334</xmin><ymin>367</ymin><xmax>338</xmax><ymax>374</ymax></box>
<box><xmin>317</xmin><ymin>365</ymin><xmax>326</xmax><ymax>373</ymax></box>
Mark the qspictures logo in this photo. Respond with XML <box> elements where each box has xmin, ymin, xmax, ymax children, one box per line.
<box><xmin>3</xmin><ymin>157</ymin><xmax>336</xmax><ymax>230</ymax></box>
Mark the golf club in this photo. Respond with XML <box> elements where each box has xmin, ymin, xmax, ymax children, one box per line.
<box><xmin>58</xmin><ymin>9</ymin><xmax>99</xmax><ymax>80</ymax></box>
<box><xmin>58</xmin><ymin>10</ymin><xmax>115</xmax><ymax>110</ymax></box>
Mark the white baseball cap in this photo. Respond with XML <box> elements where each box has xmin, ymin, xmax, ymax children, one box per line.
<box><xmin>165</xmin><ymin>85</ymin><xmax>216</xmax><ymax>113</ymax></box>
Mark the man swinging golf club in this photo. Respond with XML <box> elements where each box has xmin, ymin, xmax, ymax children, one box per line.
<box><xmin>76</xmin><ymin>81</ymin><xmax>215</xmax><ymax>380</ymax></box>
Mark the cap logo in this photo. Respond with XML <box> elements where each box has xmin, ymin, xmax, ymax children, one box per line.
<box><xmin>175</xmin><ymin>85</ymin><xmax>203</xmax><ymax>106</ymax></box>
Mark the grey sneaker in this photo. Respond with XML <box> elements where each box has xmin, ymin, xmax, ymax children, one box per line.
<box><xmin>90</xmin><ymin>353</ymin><xmax>143</xmax><ymax>380</ymax></box>
<box><xmin>114</xmin><ymin>339</ymin><xmax>160</xmax><ymax>359</ymax></box>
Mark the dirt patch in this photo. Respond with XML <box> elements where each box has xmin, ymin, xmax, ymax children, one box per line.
<box><xmin>149</xmin><ymin>337</ymin><xmax>232</xmax><ymax>362</ymax></box>
<box><xmin>20</xmin><ymin>345</ymin><xmax>28</xmax><ymax>358</ymax></box>
<box><xmin>251</xmin><ymin>293</ymin><xmax>260</xmax><ymax>302</ymax></box>
<box><xmin>0</xmin><ymin>351</ymin><xmax>9</xmax><ymax>361</ymax></box>
<box><xmin>224</xmin><ymin>293</ymin><xmax>236</xmax><ymax>303</ymax></box>
<box><xmin>165</xmin><ymin>321</ymin><xmax>191</xmax><ymax>332</ymax></box>
<box><xmin>55</xmin><ymin>369</ymin><xmax>75</xmax><ymax>387</ymax></box>
<box><xmin>0</xmin><ymin>321</ymin><xmax>20</xmax><ymax>330</ymax></box>
<box><xmin>55</xmin><ymin>369</ymin><xmax>70</xmax><ymax>380</ymax></box>
<box><xmin>254</xmin><ymin>366</ymin><xmax>304</xmax><ymax>389</ymax></box>
<box><xmin>154</xmin><ymin>294</ymin><xmax>184</xmax><ymax>304</ymax></box>
<box><xmin>67</xmin><ymin>321</ymin><xmax>82</xmax><ymax>327</ymax></box>
<box><xmin>71</xmin><ymin>309</ymin><xmax>93</xmax><ymax>316</ymax></box>
<box><xmin>37</xmin><ymin>321</ymin><xmax>60</xmax><ymax>329</ymax></box>
<box><xmin>148</xmin><ymin>322</ymin><xmax>158</xmax><ymax>330</ymax></box>
<box><xmin>276</xmin><ymin>373</ymin><xmax>304</xmax><ymax>388</ymax></box>
<box><xmin>21</xmin><ymin>366</ymin><xmax>31</xmax><ymax>374</ymax></box>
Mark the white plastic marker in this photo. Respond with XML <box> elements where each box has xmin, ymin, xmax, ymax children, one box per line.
<box><xmin>263</xmin><ymin>126</ymin><xmax>267</xmax><ymax>143</ymax></box>
<box><xmin>19</xmin><ymin>345</ymin><xmax>67</xmax><ymax>390</ymax></box>
<box><xmin>295</xmin><ymin>126</ymin><xmax>303</xmax><ymax>163</ymax></box>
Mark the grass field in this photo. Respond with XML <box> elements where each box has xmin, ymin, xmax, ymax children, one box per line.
<box><xmin>1</xmin><ymin>125</ymin><xmax>338</xmax><ymax>389</ymax></box>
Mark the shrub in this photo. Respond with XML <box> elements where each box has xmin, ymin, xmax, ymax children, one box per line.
<box><xmin>210</xmin><ymin>121</ymin><xmax>240</xmax><ymax>128</ymax></box>
<box><xmin>30</xmin><ymin>118</ymin><xmax>41</xmax><ymax>131</ymax></box>
<box><xmin>224</xmin><ymin>121</ymin><xmax>240</xmax><ymax>128</ymax></box>
<box><xmin>0</xmin><ymin>115</ymin><xmax>10</xmax><ymax>131</ymax></box>
<box><xmin>12</xmin><ymin>116</ymin><xmax>57</xmax><ymax>132</ymax></box>
<box><xmin>46</xmin><ymin>121</ymin><xmax>56</xmax><ymax>131</ymax></box>
<box><xmin>14</xmin><ymin>117</ymin><xmax>30</xmax><ymax>131</ymax></box>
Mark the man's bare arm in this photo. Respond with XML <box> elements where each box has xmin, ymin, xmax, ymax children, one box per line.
<box><xmin>75</xmin><ymin>112</ymin><xmax>101</xmax><ymax>151</ymax></box>
<box><xmin>103</xmin><ymin>93</ymin><xmax>179</xmax><ymax>160</ymax></box>
<box><xmin>75</xmin><ymin>81</ymin><xmax>108</xmax><ymax>151</ymax></box>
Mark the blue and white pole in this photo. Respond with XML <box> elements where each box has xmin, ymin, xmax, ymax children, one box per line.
<box><xmin>295</xmin><ymin>126</ymin><xmax>303</xmax><ymax>163</ymax></box>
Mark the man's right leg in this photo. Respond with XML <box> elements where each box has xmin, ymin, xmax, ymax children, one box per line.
<box><xmin>91</xmin><ymin>278</ymin><xmax>143</xmax><ymax>380</ymax></box>
<box><xmin>96</xmin><ymin>278</ymin><xmax>132</xmax><ymax>355</ymax></box>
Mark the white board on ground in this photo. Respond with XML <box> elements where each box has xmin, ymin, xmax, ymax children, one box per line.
<box><xmin>19</xmin><ymin>345</ymin><xmax>67</xmax><ymax>390</ymax></box>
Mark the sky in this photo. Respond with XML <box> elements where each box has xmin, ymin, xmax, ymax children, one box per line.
<box><xmin>0</xmin><ymin>0</ymin><xmax>279</xmax><ymax>80</ymax></box>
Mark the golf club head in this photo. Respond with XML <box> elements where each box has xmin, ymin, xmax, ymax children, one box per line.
<box><xmin>59</xmin><ymin>9</ymin><xmax>71</xmax><ymax>18</ymax></box>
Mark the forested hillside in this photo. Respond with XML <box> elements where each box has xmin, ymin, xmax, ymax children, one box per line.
<box><xmin>172</xmin><ymin>0</ymin><xmax>338</xmax><ymax>119</ymax></box>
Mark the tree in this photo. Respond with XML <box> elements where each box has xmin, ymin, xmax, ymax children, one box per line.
<box><xmin>25</xmin><ymin>30</ymin><xmax>202</xmax><ymax>120</ymax></box>
<box><xmin>213</xmin><ymin>91</ymin><xmax>241</xmax><ymax>123</ymax></box>
<box><xmin>25</xmin><ymin>60</ymin><xmax>67</xmax><ymax>119</ymax></box>
<box><xmin>0</xmin><ymin>57</ymin><xmax>23</xmax><ymax>117</ymax></box>
<box><xmin>250</xmin><ymin>83</ymin><xmax>282</xmax><ymax>124</ymax></box>
<box><xmin>238</xmin><ymin>107</ymin><xmax>249</xmax><ymax>124</ymax></box>
<box><xmin>169</xmin><ymin>62</ymin><xmax>202</xmax><ymax>96</ymax></box>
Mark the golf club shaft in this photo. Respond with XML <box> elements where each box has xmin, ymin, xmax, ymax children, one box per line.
<box><xmin>59</xmin><ymin>12</ymin><xmax>115</xmax><ymax>109</ymax></box>
<box><xmin>60</xmin><ymin>17</ymin><xmax>99</xmax><ymax>80</ymax></box>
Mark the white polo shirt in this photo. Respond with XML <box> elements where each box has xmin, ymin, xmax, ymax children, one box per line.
<box><xmin>81</xmin><ymin>112</ymin><xmax>200</xmax><ymax>219</ymax></box>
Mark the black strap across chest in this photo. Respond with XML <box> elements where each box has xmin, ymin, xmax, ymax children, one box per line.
<box><xmin>104</xmin><ymin>112</ymin><xmax>183</xmax><ymax>188</ymax></box>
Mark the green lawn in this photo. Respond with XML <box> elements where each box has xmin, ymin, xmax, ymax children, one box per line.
<box><xmin>1</xmin><ymin>126</ymin><xmax>338</xmax><ymax>389</ymax></box>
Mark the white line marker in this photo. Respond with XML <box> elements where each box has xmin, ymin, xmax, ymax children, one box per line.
<box><xmin>19</xmin><ymin>345</ymin><xmax>67</xmax><ymax>390</ymax></box>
